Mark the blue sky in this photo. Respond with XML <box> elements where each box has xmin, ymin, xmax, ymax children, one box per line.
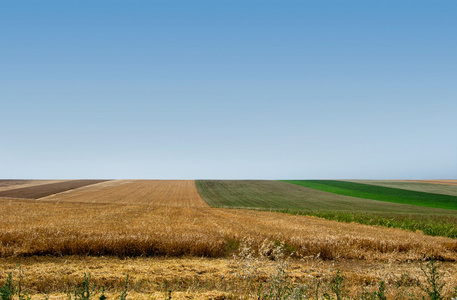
<box><xmin>1</xmin><ymin>1</ymin><xmax>456</xmax><ymax>179</ymax></box>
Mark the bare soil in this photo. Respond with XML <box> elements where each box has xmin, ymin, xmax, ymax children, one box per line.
<box><xmin>0</xmin><ymin>180</ymin><xmax>108</xmax><ymax>199</ymax></box>
<box><xmin>0</xmin><ymin>180</ymin><xmax>69</xmax><ymax>192</ymax></box>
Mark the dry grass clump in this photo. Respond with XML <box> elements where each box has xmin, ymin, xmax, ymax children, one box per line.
<box><xmin>1</xmin><ymin>198</ymin><xmax>457</xmax><ymax>261</ymax></box>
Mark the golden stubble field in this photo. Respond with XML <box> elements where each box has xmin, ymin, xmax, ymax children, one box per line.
<box><xmin>2</xmin><ymin>255</ymin><xmax>457</xmax><ymax>300</ymax></box>
<box><xmin>1</xmin><ymin>180</ymin><xmax>457</xmax><ymax>299</ymax></box>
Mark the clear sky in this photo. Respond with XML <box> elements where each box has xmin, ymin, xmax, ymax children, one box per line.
<box><xmin>1</xmin><ymin>1</ymin><xmax>456</xmax><ymax>180</ymax></box>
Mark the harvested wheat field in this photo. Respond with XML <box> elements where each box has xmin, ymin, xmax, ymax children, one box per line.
<box><xmin>40</xmin><ymin>180</ymin><xmax>208</xmax><ymax>207</ymax></box>
<box><xmin>2</xmin><ymin>255</ymin><xmax>457</xmax><ymax>299</ymax></box>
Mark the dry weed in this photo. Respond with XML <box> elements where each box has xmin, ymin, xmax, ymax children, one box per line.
<box><xmin>3</xmin><ymin>254</ymin><xmax>457</xmax><ymax>299</ymax></box>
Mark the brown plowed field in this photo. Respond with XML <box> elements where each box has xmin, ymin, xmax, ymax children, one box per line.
<box><xmin>404</xmin><ymin>180</ymin><xmax>457</xmax><ymax>186</ymax></box>
<box><xmin>41</xmin><ymin>180</ymin><xmax>209</xmax><ymax>207</ymax></box>
<box><xmin>0</xmin><ymin>180</ymin><xmax>66</xmax><ymax>192</ymax></box>
<box><xmin>0</xmin><ymin>180</ymin><xmax>108</xmax><ymax>199</ymax></box>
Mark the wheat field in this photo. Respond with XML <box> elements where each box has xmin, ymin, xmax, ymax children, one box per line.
<box><xmin>1</xmin><ymin>198</ymin><xmax>457</xmax><ymax>260</ymax></box>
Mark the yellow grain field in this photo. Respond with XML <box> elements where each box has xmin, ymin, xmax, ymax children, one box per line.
<box><xmin>1</xmin><ymin>198</ymin><xmax>456</xmax><ymax>260</ymax></box>
<box><xmin>40</xmin><ymin>180</ymin><xmax>208</xmax><ymax>207</ymax></box>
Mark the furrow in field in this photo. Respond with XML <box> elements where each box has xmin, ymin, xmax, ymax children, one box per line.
<box><xmin>41</xmin><ymin>180</ymin><xmax>208</xmax><ymax>207</ymax></box>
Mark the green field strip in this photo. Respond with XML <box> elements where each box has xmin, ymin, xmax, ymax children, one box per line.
<box><xmin>345</xmin><ymin>180</ymin><xmax>457</xmax><ymax>197</ymax></box>
<box><xmin>282</xmin><ymin>180</ymin><xmax>457</xmax><ymax>210</ymax></box>
<box><xmin>196</xmin><ymin>180</ymin><xmax>457</xmax><ymax>238</ymax></box>
<box><xmin>196</xmin><ymin>180</ymin><xmax>457</xmax><ymax>215</ymax></box>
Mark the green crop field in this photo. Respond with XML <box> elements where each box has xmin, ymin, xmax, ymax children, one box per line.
<box><xmin>196</xmin><ymin>180</ymin><xmax>457</xmax><ymax>214</ymax></box>
<box><xmin>196</xmin><ymin>180</ymin><xmax>457</xmax><ymax>238</ymax></box>
<box><xmin>282</xmin><ymin>180</ymin><xmax>457</xmax><ymax>210</ymax></box>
